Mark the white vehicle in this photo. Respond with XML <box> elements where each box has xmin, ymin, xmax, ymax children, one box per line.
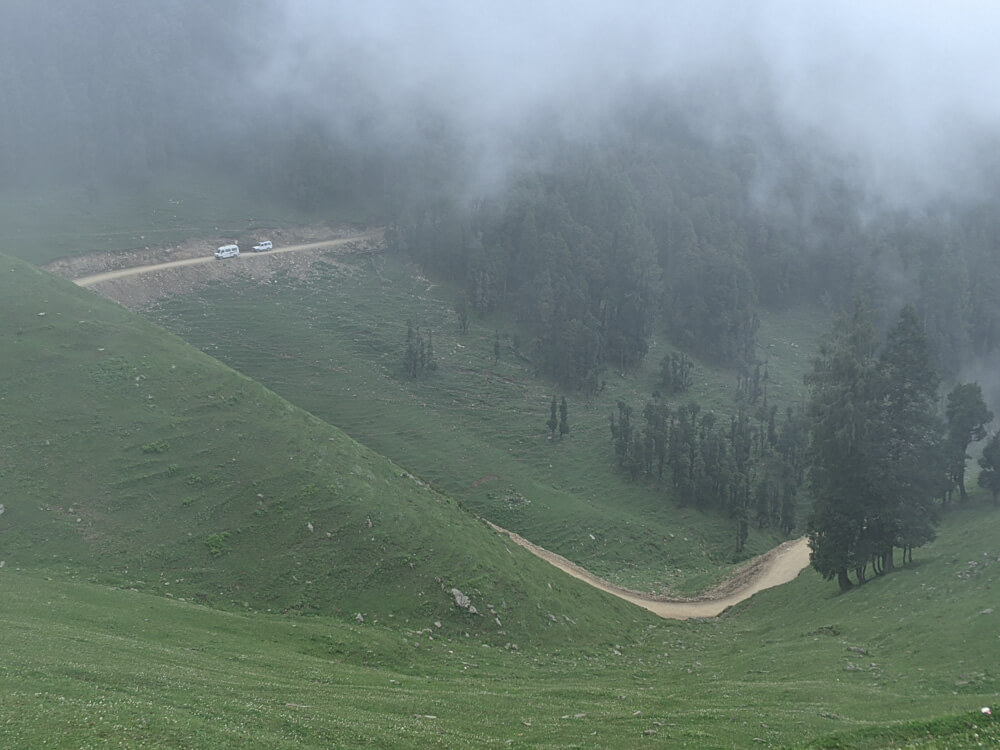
<box><xmin>252</xmin><ymin>240</ymin><xmax>273</xmax><ymax>252</ymax></box>
<box><xmin>215</xmin><ymin>244</ymin><xmax>239</xmax><ymax>259</ymax></box>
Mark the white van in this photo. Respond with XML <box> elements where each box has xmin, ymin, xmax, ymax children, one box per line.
<box><xmin>252</xmin><ymin>240</ymin><xmax>273</xmax><ymax>252</ymax></box>
<box><xmin>215</xmin><ymin>244</ymin><xmax>239</xmax><ymax>259</ymax></box>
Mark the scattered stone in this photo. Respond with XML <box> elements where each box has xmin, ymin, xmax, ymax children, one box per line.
<box><xmin>451</xmin><ymin>588</ymin><xmax>471</xmax><ymax>609</ymax></box>
<box><xmin>306</xmin><ymin>522</ymin><xmax>313</xmax><ymax>532</ymax></box>
<box><xmin>355</xmin><ymin>613</ymin><xmax>364</xmax><ymax>623</ymax></box>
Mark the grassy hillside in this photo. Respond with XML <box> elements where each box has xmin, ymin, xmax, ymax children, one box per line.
<box><xmin>9</xmin><ymin>234</ymin><xmax>998</xmax><ymax>745</ymax></box>
<box><xmin>3</xmin><ymin>502</ymin><xmax>1000</xmax><ymax>748</ymax></box>
<box><xmin>0</xmin><ymin>252</ymin><xmax>653</xmax><ymax>645</ymax></box>
<box><xmin>152</xmin><ymin>251</ymin><xmax>828</xmax><ymax>594</ymax></box>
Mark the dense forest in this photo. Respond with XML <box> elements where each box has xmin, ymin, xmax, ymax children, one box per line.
<box><xmin>386</xmin><ymin>115</ymin><xmax>1000</xmax><ymax>395</ymax></box>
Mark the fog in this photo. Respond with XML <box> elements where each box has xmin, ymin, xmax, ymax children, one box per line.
<box><xmin>4</xmin><ymin>1</ymin><xmax>999</xmax><ymax>208</ymax></box>
<box><xmin>252</xmin><ymin>0</ymin><xmax>1000</xmax><ymax>207</ymax></box>
<box><xmin>5</xmin><ymin>2</ymin><xmax>1000</xmax><ymax>409</ymax></box>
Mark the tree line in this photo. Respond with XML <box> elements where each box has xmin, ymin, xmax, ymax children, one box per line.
<box><xmin>610</xmin><ymin>391</ymin><xmax>806</xmax><ymax>553</ymax></box>
<box><xmin>806</xmin><ymin>301</ymin><xmax>994</xmax><ymax>591</ymax></box>
<box><xmin>386</xmin><ymin>107</ymin><xmax>1000</xmax><ymax>395</ymax></box>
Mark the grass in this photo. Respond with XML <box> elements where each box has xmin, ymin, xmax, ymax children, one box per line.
<box><xmin>6</xmin><ymin>201</ymin><xmax>999</xmax><ymax>746</ymax></box>
<box><xmin>0</xmin><ymin>252</ymin><xmax>652</xmax><ymax>646</ymax></box>
<box><xmin>151</xmin><ymin>253</ymin><xmax>828</xmax><ymax>595</ymax></box>
<box><xmin>3</xmin><ymin>501</ymin><xmax>1000</xmax><ymax>748</ymax></box>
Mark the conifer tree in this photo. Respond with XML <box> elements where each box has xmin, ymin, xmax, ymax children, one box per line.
<box><xmin>944</xmin><ymin>382</ymin><xmax>993</xmax><ymax>503</ymax></box>
<box><xmin>806</xmin><ymin>300</ymin><xmax>945</xmax><ymax>588</ymax></box>
<box><xmin>547</xmin><ymin>396</ymin><xmax>558</xmax><ymax>438</ymax></box>
<box><xmin>805</xmin><ymin>298</ymin><xmax>882</xmax><ymax>591</ymax></box>
<box><xmin>874</xmin><ymin>304</ymin><xmax>944</xmax><ymax>569</ymax></box>
<box><xmin>978</xmin><ymin>431</ymin><xmax>1000</xmax><ymax>505</ymax></box>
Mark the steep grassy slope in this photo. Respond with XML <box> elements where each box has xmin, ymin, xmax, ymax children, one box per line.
<box><xmin>3</xmin><ymin>503</ymin><xmax>1000</xmax><ymax>748</ymax></box>
<box><xmin>152</xmin><ymin>252</ymin><xmax>827</xmax><ymax>594</ymax></box>
<box><xmin>0</xmin><ymin>253</ymin><xmax>653</xmax><ymax>644</ymax></box>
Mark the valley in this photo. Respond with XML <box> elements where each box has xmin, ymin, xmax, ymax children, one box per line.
<box><xmin>6</xmin><ymin>4</ymin><xmax>1000</xmax><ymax>744</ymax></box>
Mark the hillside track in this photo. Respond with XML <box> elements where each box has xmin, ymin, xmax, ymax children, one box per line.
<box><xmin>488</xmin><ymin>521</ymin><xmax>810</xmax><ymax>619</ymax></box>
<box><xmin>72</xmin><ymin>230</ymin><xmax>384</xmax><ymax>287</ymax></box>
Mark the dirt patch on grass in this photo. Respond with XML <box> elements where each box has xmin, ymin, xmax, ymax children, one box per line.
<box><xmin>45</xmin><ymin>224</ymin><xmax>384</xmax><ymax>311</ymax></box>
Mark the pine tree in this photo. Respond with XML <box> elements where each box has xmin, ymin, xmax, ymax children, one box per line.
<box><xmin>454</xmin><ymin>297</ymin><xmax>470</xmax><ymax>333</ymax></box>
<box><xmin>945</xmin><ymin>382</ymin><xmax>993</xmax><ymax>503</ymax></box>
<box><xmin>425</xmin><ymin>330</ymin><xmax>436</xmax><ymax>371</ymax></box>
<box><xmin>547</xmin><ymin>396</ymin><xmax>558</xmax><ymax>438</ymax></box>
<box><xmin>978</xmin><ymin>432</ymin><xmax>1000</xmax><ymax>505</ymax></box>
<box><xmin>806</xmin><ymin>301</ymin><xmax>945</xmax><ymax>588</ymax></box>
<box><xmin>405</xmin><ymin>320</ymin><xmax>419</xmax><ymax>378</ymax></box>
<box><xmin>613</xmin><ymin>400</ymin><xmax>633</xmax><ymax>467</ymax></box>
<box><xmin>805</xmin><ymin>297</ymin><xmax>882</xmax><ymax>591</ymax></box>
<box><xmin>875</xmin><ymin>304</ymin><xmax>944</xmax><ymax>569</ymax></box>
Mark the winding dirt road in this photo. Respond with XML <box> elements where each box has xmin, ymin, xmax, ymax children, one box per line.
<box><xmin>488</xmin><ymin>522</ymin><xmax>811</xmax><ymax>619</ymax></box>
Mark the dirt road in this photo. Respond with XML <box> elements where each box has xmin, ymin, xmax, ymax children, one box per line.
<box><xmin>73</xmin><ymin>232</ymin><xmax>383</xmax><ymax>287</ymax></box>
<box><xmin>488</xmin><ymin>522</ymin><xmax>811</xmax><ymax>619</ymax></box>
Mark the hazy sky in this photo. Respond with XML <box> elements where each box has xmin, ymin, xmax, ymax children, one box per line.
<box><xmin>255</xmin><ymin>1</ymin><xmax>1000</xmax><ymax>206</ymax></box>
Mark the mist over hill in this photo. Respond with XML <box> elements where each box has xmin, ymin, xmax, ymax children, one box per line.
<box><xmin>9</xmin><ymin>2</ymin><xmax>1000</xmax><ymax>203</ymax></box>
<box><xmin>6</xmin><ymin>2</ymin><xmax>1000</xmax><ymax>395</ymax></box>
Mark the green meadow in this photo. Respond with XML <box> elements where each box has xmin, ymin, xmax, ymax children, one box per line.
<box><xmin>2</xmin><ymin>227</ymin><xmax>998</xmax><ymax>747</ymax></box>
<box><xmin>151</xmin><ymin>251</ymin><xmax>827</xmax><ymax>595</ymax></box>
<box><xmin>4</xmin><ymin>505</ymin><xmax>1000</xmax><ymax>748</ymax></box>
